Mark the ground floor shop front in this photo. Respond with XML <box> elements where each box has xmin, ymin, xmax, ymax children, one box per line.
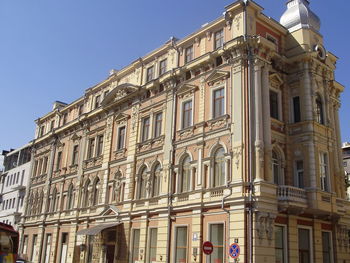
<box><xmin>19</xmin><ymin>207</ymin><xmax>350</xmax><ymax>263</ymax></box>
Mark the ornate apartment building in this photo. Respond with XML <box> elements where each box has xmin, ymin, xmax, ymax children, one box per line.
<box><xmin>20</xmin><ymin>0</ymin><xmax>350</xmax><ymax>263</ymax></box>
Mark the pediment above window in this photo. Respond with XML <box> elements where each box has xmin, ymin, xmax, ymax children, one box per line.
<box><xmin>177</xmin><ymin>83</ymin><xmax>198</xmax><ymax>98</ymax></box>
<box><xmin>100</xmin><ymin>205</ymin><xmax>120</xmax><ymax>217</ymax></box>
<box><xmin>270</xmin><ymin>73</ymin><xmax>283</xmax><ymax>89</ymax></box>
<box><xmin>206</xmin><ymin>70</ymin><xmax>230</xmax><ymax>86</ymax></box>
<box><xmin>114</xmin><ymin>113</ymin><xmax>129</xmax><ymax>125</ymax></box>
<box><xmin>101</xmin><ymin>82</ymin><xmax>140</xmax><ymax>108</ymax></box>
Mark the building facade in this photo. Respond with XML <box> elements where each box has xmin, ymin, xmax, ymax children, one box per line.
<box><xmin>342</xmin><ymin>143</ymin><xmax>350</xmax><ymax>199</ymax></box>
<box><xmin>0</xmin><ymin>144</ymin><xmax>32</xmax><ymax>228</ymax></box>
<box><xmin>20</xmin><ymin>0</ymin><xmax>350</xmax><ymax>263</ymax></box>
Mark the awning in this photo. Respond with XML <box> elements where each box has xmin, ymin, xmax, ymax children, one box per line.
<box><xmin>77</xmin><ymin>222</ymin><xmax>122</xmax><ymax>236</ymax></box>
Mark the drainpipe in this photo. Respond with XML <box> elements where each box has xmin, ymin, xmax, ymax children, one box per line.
<box><xmin>222</xmin><ymin>178</ymin><xmax>232</xmax><ymax>263</ymax></box>
<box><xmin>242</xmin><ymin>1</ymin><xmax>254</xmax><ymax>263</ymax></box>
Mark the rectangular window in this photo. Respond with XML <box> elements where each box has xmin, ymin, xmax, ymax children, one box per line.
<box><xmin>210</xmin><ymin>224</ymin><xmax>224</xmax><ymax>263</ymax></box>
<box><xmin>182</xmin><ymin>100</ymin><xmax>192</xmax><ymax>129</ymax></box>
<box><xmin>213</xmin><ymin>87</ymin><xmax>225</xmax><ymax>118</ymax></box>
<box><xmin>44</xmin><ymin>234</ymin><xmax>52</xmax><ymax>263</ymax></box>
<box><xmin>146</xmin><ymin>66</ymin><xmax>154</xmax><ymax>82</ymax></box>
<box><xmin>275</xmin><ymin>225</ymin><xmax>286</xmax><ymax>263</ymax></box>
<box><xmin>132</xmin><ymin>229</ymin><xmax>140</xmax><ymax>262</ymax></box>
<box><xmin>175</xmin><ymin>226</ymin><xmax>187</xmax><ymax>263</ymax></box>
<box><xmin>154</xmin><ymin>112</ymin><xmax>163</xmax><ymax>138</ymax></box>
<box><xmin>60</xmin><ymin>233</ymin><xmax>68</xmax><ymax>263</ymax></box>
<box><xmin>159</xmin><ymin>59</ymin><xmax>167</xmax><ymax>75</ymax></box>
<box><xmin>117</xmin><ymin>126</ymin><xmax>126</xmax><ymax>150</ymax></box>
<box><xmin>50</xmin><ymin>120</ymin><xmax>55</xmax><ymax>131</ymax></box>
<box><xmin>295</xmin><ymin>160</ymin><xmax>304</xmax><ymax>188</ymax></box>
<box><xmin>62</xmin><ymin>113</ymin><xmax>67</xmax><ymax>125</ymax></box>
<box><xmin>96</xmin><ymin>135</ymin><xmax>104</xmax><ymax>156</ymax></box>
<box><xmin>43</xmin><ymin>158</ymin><xmax>48</xmax><ymax>174</ymax></box>
<box><xmin>22</xmin><ymin>235</ymin><xmax>28</xmax><ymax>254</ymax></box>
<box><xmin>31</xmin><ymin>235</ymin><xmax>38</xmax><ymax>262</ymax></box>
<box><xmin>214</xmin><ymin>29</ymin><xmax>224</xmax><ymax>49</ymax></box>
<box><xmin>320</xmin><ymin>153</ymin><xmax>329</xmax><ymax>191</ymax></box>
<box><xmin>78</xmin><ymin>104</ymin><xmax>84</xmax><ymax>115</ymax></box>
<box><xmin>12</xmin><ymin>198</ymin><xmax>15</xmax><ymax>208</ymax></box>
<box><xmin>185</xmin><ymin>46</ymin><xmax>193</xmax><ymax>63</ymax></box>
<box><xmin>87</xmin><ymin>138</ymin><xmax>95</xmax><ymax>159</ymax></box>
<box><xmin>39</xmin><ymin>125</ymin><xmax>45</xmax><ymax>137</ymax></box>
<box><xmin>94</xmin><ymin>95</ymin><xmax>100</xmax><ymax>109</ymax></box>
<box><xmin>72</xmin><ymin>145</ymin><xmax>79</xmax><ymax>165</ymax></box>
<box><xmin>322</xmin><ymin>232</ymin><xmax>333</xmax><ymax>263</ymax></box>
<box><xmin>298</xmin><ymin>228</ymin><xmax>311</xmax><ymax>263</ymax></box>
<box><xmin>56</xmin><ymin>151</ymin><xmax>62</xmax><ymax>170</ymax></box>
<box><xmin>141</xmin><ymin>117</ymin><xmax>150</xmax><ymax>142</ymax></box>
<box><xmin>293</xmin><ymin>96</ymin><xmax>301</xmax><ymax>123</ymax></box>
<box><xmin>270</xmin><ymin>90</ymin><xmax>279</xmax><ymax>119</ymax></box>
<box><xmin>148</xmin><ymin>228</ymin><xmax>158</xmax><ymax>262</ymax></box>
<box><xmin>104</xmin><ymin>90</ymin><xmax>109</xmax><ymax>98</ymax></box>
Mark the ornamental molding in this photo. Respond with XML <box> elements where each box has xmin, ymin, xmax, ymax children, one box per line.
<box><xmin>206</xmin><ymin>70</ymin><xmax>230</xmax><ymax>86</ymax></box>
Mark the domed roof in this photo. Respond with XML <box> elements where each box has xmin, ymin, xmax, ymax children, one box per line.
<box><xmin>280</xmin><ymin>0</ymin><xmax>320</xmax><ymax>33</ymax></box>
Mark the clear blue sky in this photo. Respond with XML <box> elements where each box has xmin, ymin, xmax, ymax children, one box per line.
<box><xmin>0</xmin><ymin>0</ymin><xmax>349</xmax><ymax>155</ymax></box>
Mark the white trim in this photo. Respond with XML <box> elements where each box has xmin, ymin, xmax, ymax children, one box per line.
<box><xmin>116</xmin><ymin>125</ymin><xmax>127</xmax><ymax>151</ymax></box>
<box><xmin>130</xmin><ymin>228</ymin><xmax>141</xmax><ymax>263</ymax></box>
<box><xmin>147</xmin><ymin>227</ymin><xmax>158</xmax><ymax>263</ymax></box>
<box><xmin>297</xmin><ymin>226</ymin><xmax>314</xmax><ymax>263</ymax></box>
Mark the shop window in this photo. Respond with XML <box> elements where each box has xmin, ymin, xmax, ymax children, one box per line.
<box><xmin>132</xmin><ymin>229</ymin><xmax>140</xmax><ymax>262</ymax></box>
<box><xmin>148</xmin><ymin>228</ymin><xmax>158</xmax><ymax>262</ymax></box>
<box><xmin>209</xmin><ymin>224</ymin><xmax>224</xmax><ymax>263</ymax></box>
<box><xmin>175</xmin><ymin>226</ymin><xmax>187</xmax><ymax>263</ymax></box>
<box><xmin>275</xmin><ymin>225</ymin><xmax>287</xmax><ymax>263</ymax></box>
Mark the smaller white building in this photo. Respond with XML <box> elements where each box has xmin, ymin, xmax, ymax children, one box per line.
<box><xmin>0</xmin><ymin>144</ymin><xmax>32</xmax><ymax>229</ymax></box>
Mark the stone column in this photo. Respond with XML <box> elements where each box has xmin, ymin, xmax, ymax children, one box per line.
<box><xmin>254</xmin><ymin>61</ymin><xmax>264</xmax><ymax>181</ymax></box>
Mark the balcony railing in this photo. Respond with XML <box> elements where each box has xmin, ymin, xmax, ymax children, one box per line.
<box><xmin>277</xmin><ymin>185</ymin><xmax>307</xmax><ymax>204</ymax></box>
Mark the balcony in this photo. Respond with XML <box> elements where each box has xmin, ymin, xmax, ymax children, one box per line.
<box><xmin>277</xmin><ymin>185</ymin><xmax>308</xmax><ymax>213</ymax></box>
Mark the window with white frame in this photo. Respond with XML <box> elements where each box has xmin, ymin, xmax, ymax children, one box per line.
<box><xmin>213</xmin><ymin>87</ymin><xmax>225</xmax><ymax>118</ymax></box>
<box><xmin>275</xmin><ymin>225</ymin><xmax>287</xmax><ymax>263</ymax></box>
<box><xmin>117</xmin><ymin>126</ymin><xmax>126</xmax><ymax>150</ymax></box>
<box><xmin>185</xmin><ymin>46</ymin><xmax>193</xmax><ymax>63</ymax></box>
<box><xmin>182</xmin><ymin>100</ymin><xmax>193</xmax><ymax>129</ymax></box>
<box><xmin>214</xmin><ymin>29</ymin><xmax>224</xmax><ymax>49</ymax></box>
<box><xmin>213</xmin><ymin>148</ymin><xmax>225</xmax><ymax>187</ymax></box>
<box><xmin>148</xmin><ymin>228</ymin><xmax>158</xmax><ymax>263</ymax></box>
<box><xmin>322</xmin><ymin>231</ymin><xmax>333</xmax><ymax>263</ymax></box>
<box><xmin>295</xmin><ymin>160</ymin><xmax>304</xmax><ymax>188</ymax></box>
<box><xmin>319</xmin><ymin>153</ymin><xmax>329</xmax><ymax>191</ymax></box>
<box><xmin>175</xmin><ymin>226</ymin><xmax>188</xmax><ymax>263</ymax></box>
<box><xmin>141</xmin><ymin>117</ymin><xmax>150</xmax><ymax>142</ymax></box>
<box><xmin>159</xmin><ymin>59</ymin><xmax>167</xmax><ymax>75</ymax></box>
<box><xmin>146</xmin><ymin>66</ymin><xmax>154</xmax><ymax>82</ymax></box>
<box><xmin>132</xmin><ymin>229</ymin><xmax>140</xmax><ymax>262</ymax></box>
<box><xmin>154</xmin><ymin>112</ymin><xmax>163</xmax><ymax>138</ymax></box>
<box><xmin>298</xmin><ymin>227</ymin><xmax>313</xmax><ymax>263</ymax></box>
<box><xmin>180</xmin><ymin>156</ymin><xmax>191</xmax><ymax>193</ymax></box>
<box><xmin>272</xmin><ymin>150</ymin><xmax>283</xmax><ymax>185</ymax></box>
<box><xmin>270</xmin><ymin>90</ymin><xmax>279</xmax><ymax>119</ymax></box>
<box><xmin>209</xmin><ymin>223</ymin><xmax>224</xmax><ymax>263</ymax></box>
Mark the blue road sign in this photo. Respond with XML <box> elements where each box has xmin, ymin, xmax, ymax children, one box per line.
<box><xmin>229</xmin><ymin>243</ymin><xmax>240</xmax><ymax>259</ymax></box>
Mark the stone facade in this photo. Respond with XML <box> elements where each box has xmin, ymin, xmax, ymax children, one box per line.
<box><xmin>20</xmin><ymin>1</ymin><xmax>350</xmax><ymax>263</ymax></box>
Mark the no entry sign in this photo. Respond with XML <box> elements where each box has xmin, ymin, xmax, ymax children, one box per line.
<box><xmin>203</xmin><ymin>241</ymin><xmax>214</xmax><ymax>255</ymax></box>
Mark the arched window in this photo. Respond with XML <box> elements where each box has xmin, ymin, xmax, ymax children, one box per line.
<box><xmin>152</xmin><ymin>163</ymin><xmax>161</xmax><ymax>197</ymax></box>
<box><xmin>67</xmin><ymin>184</ymin><xmax>75</xmax><ymax>210</ymax></box>
<box><xmin>92</xmin><ymin>178</ymin><xmax>100</xmax><ymax>206</ymax></box>
<box><xmin>272</xmin><ymin>150</ymin><xmax>283</xmax><ymax>185</ymax></box>
<box><xmin>213</xmin><ymin>148</ymin><xmax>225</xmax><ymax>187</ymax></box>
<box><xmin>139</xmin><ymin>167</ymin><xmax>148</xmax><ymax>199</ymax></box>
<box><xmin>181</xmin><ymin>156</ymin><xmax>191</xmax><ymax>193</ymax></box>
<box><xmin>83</xmin><ymin>179</ymin><xmax>90</xmax><ymax>208</ymax></box>
<box><xmin>316</xmin><ymin>96</ymin><xmax>324</xmax><ymax>124</ymax></box>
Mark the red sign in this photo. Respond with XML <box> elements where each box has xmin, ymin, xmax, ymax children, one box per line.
<box><xmin>203</xmin><ymin>241</ymin><xmax>214</xmax><ymax>255</ymax></box>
